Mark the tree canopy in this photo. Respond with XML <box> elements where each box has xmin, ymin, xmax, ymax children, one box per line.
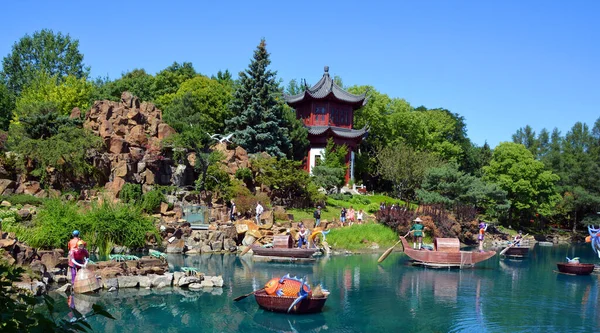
<box><xmin>1</xmin><ymin>29</ymin><xmax>88</xmax><ymax>94</ymax></box>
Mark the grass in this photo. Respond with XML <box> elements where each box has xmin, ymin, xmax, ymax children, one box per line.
<box><xmin>326</xmin><ymin>223</ymin><xmax>398</xmax><ymax>250</ymax></box>
<box><xmin>283</xmin><ymin>193</ymin><xmax>414</xmax><ymax>222</ymax></box>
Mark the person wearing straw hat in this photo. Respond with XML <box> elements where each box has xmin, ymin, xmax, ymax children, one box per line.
<box><xmin>410</xmin><ymin>217</ymin><xmax>425</xmax><ymax>249</ymax></box>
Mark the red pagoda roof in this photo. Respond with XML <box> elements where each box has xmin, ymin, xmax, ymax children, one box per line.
<box><xmin>307</xmin><ymin>125</ymin><xmax>368</xmax><ymax>139</ymax></box>
<box><xmin>284</xmin><ymin>66</ymin><xmax>367</xmax><ymax>107</ymax></box>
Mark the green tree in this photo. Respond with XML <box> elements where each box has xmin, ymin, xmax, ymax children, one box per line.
<box><xmin>512</xmin><ymin>125</ymin><xmax>539</xmax><ymax>156</ymax></box>
<box><xmin>1</xmin><ymin>29</ymin><xmax>88</xmax><ymax>94</ymax></box>
<box><xmin>252</xmin><ymin>156</ymin><xmax>323</xmax><ymax>207</ymax></box>
<box><xmin>283</xmin><ymin>106</ymin><xmax>309</xmax><ymax>161</ymax></box>
<box><xmin>211</xmin><ymin>69</ymin><xmax>235</xmax><ymax>92</ymax></box>
<box><xmin>0</xmin><ymin>82</ymin><xmax>14</xmax><ymax>131</ymax></box>
<box><xmin>15</xmin><ymin>71</ymin><xmax>94</xmax><ymax>117</ymax></box>
<box><xmin>376</xmin><ymin>142</ymin><xmax>441</xmax><ymax>201</ymax></box>
<box><xmin>93</xmin><ymin>69</ymin><xmax>156</xmax><ymax>102</ymax></box>
<box><xmin>312</xmin><ymin>139</ymin><xmax>348</xmax><ymax>192</ymax></box>
<box><xmin>165</xmin><ymin>76</ymin><xmax>232</xmax><ymax>136</ymax></box>
<box><xmin>225</xmin><ymin>39</ymin><xmax>291</xmax><ymax>157</ymax></box>
<box><xmin>416</xmin><ymin>163</ymin><xmax>509</xmax><ymax>219</ymax></box>
<box><xmin>153</xmin><ymin>62</ymin><xmax>198</xmax><ymax>108</ymax></box>
<box><xmin>483</xmin><ymin>142</ymin><xmax>560</xmax><ymax>225</ymax></box>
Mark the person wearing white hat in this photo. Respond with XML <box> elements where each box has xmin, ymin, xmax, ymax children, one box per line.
<box><xmin>410</xmin><ymin>217</ymin><xmax>424</xmax><ymax>249</ymax></box>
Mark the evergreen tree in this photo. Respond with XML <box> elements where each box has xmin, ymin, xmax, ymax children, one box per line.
<box><xmin>225</xmin><ymin>39</ymin><xmax>291</xmax><ymax>158</ymax></box>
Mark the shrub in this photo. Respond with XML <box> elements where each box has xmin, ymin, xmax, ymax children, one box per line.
<box><xmin>235</xmin><ymin>167</ymin><xmax>253</xmax><ymax>183</ymax></box>
<box><xmin>120</xmin><ymin>183</ymin><xmax>142</xmax><ymax>204</ymax></box>
<box><xmin>140</xmin><ymin>189</ymin><xmax>166</xmax><ymax>213</ymax></box>
<box><xmin>0</xmin><ymin>194</ymin><xmax>46</xmax><ymax>206</ymax></box>
<box><xmin>326</xmin><ymin>223</ymin><xmax>398</xmax><ymax>250</ymax></box>
<box><xmin>349</xmin><ymin>196</ymin><xmax>370</xmax><ymax>205</ymax></box>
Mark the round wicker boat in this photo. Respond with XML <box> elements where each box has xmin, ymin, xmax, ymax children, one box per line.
<box><xmin>254</xmin><ymin>289</ymin><xmax>327</xmax><ymax>314</ymax></box>
<box><xmin>556</xmin><ymin>262</ymin><xmax>595</xmax><ymax>275</ymax></box>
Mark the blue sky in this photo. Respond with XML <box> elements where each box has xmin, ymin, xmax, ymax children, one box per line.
<box><xmin>1</xmin><ymin>1</ymin><xmax>598</xmax><ymax>147</ymax></box>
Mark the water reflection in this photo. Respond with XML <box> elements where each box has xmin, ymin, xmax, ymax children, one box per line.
<box><xmin>48</xmin><ymin>245</ymin><xmax>600</xmax><ymax>333</ymax></box>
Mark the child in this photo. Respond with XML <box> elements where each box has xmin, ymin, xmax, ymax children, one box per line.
<box><xmin>340</xmin><ymin>207</ymin><xmax>347</xmax><ymax>226</ymax></box>
<box><xmin>357</xmin><ymin>209</ymin><xmax>364</xmax><ymax>224</ymax></box>
<box><xmin>347</xmin><ymin>206</ymin><xmax>355</xmax><ymax>226</ymax></box>
<box><xmin>298</xmin><ymin>223</ymin><xmax>308</xmax><ymax>248</ymax></box>
<box><xmin>313</xmin><ymin>206</ymin><xmax>321</xmax><ymax>227</ymax></box>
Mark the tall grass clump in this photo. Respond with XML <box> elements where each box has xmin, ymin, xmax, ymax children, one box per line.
<box><xmin>326</xmin><ymin>223</ymin><xmax>398</xmax><ymax>250</ymax></box>
<box><xmin>9</xmin><ymin>199</ymin><xmax>160</xmax><ymax>252</ymax></box>
<box><xmin>83</xmin><ymin>201</ymin><xmax>159</xmax><ymax>253</ymax></box>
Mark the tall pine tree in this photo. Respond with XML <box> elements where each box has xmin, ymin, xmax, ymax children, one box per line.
<box><xmin>226</xmin><ymin>39</ymin><xmax>291</xmax><ymax>158</ymax></box>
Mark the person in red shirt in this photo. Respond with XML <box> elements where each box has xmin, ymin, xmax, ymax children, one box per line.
<box><xmin>68</xmin><ymin>230</ymin><xmax>81</xmax><ymax>251</ymax></box>
<box><xmin>69</xmin><ymin>240</ymin><xmax>89</xmax><ymax>284</ymax></box>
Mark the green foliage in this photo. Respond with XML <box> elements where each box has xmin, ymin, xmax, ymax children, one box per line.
<box><xmin>326</xmin><ymin>223</ymin><xmax>397</xmax><ymax>250</ymax></box>
<box><xmin>0</xmin><ymin>194</ymin><xmax>46</xmax><ymax>206</ymax></box>
<box><xmin>17</xmin><ymin>106</ymin><xmax>82</xmax><ymax>140</ymax></box>
<box><xmin>252</xmin><ymin>156</ymin><xmax>322</xmax><ymax>207</ymax></box>
<box><xmin>0</xmin><ymin>82</ymin><xmax>14</xmax><ymax>131</ymax></box>
<box><xmin>120</xmin><ymin>183</ymin><xmax>142</xmax><ymax>204</ymax></box>
<box><xmin>15</xmin><ymin>71</ymin><xmax>94</xmax><ymax>117</ymax></box>
<box><xmin>9</xmin><ymin>199</ymin><xmax>159</xmax><ymax>252</ymax></box>
<box><xmin>376</xmin><ymin>142</ymin><xmax>441</xmax><ymax>201</ymax></box>
<box><xmin>9</xmin><ymin>126</ymin><xmax>103</xmax><ymax>188</ymax></box>
<box><xmin>0</xmin><ymin>257</ymin><xmax>114</xmax><ymax>331</ymax></box>
<box><xmin>140</xmin><ymin>189</ymin><xmax>166</xmax><ymax>214</ymax></box>
<box><xmin>312</xmin><ymin>139</ymin><xmax>348</xmax><ymax>191</ymax></box>
<box><xmin>93</xmin><ymin>69</ymin><xmax>156</xmax><ymax>102</ymax></box>
<box><xmin>283</xmin><ymin>106</ymin><xmax>309</xmax><ymax>161</ymax></box>
<box><xmin>483</xmin><ymin>142</ymin><xmax>560</xmax><ymax>222</ymax></box>
<box><xmin>153</xmin><ymin>62</ymin><xmax>198</xmax><ymax>108</ymax></box>
<box><xmin>225</xmin><ymin>39</ymin><xmax>291</xmax><ymax>158</ymax></box>
<box><xmin>194</xmin><ymin>150</ymin><xmax>232</xmax><ymax>198</ymax></box>
<box><xmin>1</xmin><ymin>29</ymin><xmax>88</xmax><ymax>95</ymax></box>
<box><xmin>165</xmin><ymin>76</ymin><xmax>232</xmax><ymax>136</ymax></box>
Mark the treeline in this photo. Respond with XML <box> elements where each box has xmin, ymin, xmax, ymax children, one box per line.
<box><xmin>0</xmin><ymin>29</ymin><xmax>598</xmax><ymax>230</ymax></box>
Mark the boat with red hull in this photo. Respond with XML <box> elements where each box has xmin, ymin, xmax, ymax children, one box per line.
<box><xmin>400</xmin><ymin>236</ymin><xmax>496</xmax><ymax>268</ymax></box>
<box><xmin>556</xmin><ymin>262</ymin><xmax>595</xmax><ymax>275</ymax></box>
<box><xmin>254</xmin><ymin>289</ymin><xmax>328</xmax><ymax>314</ymax></box>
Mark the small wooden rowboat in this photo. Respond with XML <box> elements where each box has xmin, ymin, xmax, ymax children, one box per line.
<box><xmin>251</xmin><ymin>247</ymin><xmax>317</xmax><ymax>258</ymax></box>
<box><xmin>400</xmin><ymin>236</ymin><xmax>496</xmax><ymax>268</ymax></box>
<box><xmin>556</xmin><ymin>262</ymin><xmax>595</xmax><ymax>275</ymax></box>
<box><xmin>501</xmin><ymin>246</ymin><xmax>529</xmax><ymax>258</ymax></box>
<box><xmin>254</xmin><ymin>289</ymin><xmax>327</xmax><ymax>314</ymax></box>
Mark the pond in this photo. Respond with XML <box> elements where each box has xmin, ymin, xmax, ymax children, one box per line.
<box><xmin>52</xmin><ymin>244</ymin><xmax>600</xmax><ymax>332</ymax></box>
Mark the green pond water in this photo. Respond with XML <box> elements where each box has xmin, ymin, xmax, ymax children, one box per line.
<box><xmin>52</xmin><ymin>244</ymin><xmax>600</xmax><ymax>333</ymax></box>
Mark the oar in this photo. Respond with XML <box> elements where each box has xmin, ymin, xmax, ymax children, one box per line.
<box><xmin>239</xmin><ymin>236</ymin><xmax>264</xmax><ymax>256</ymax></box>
<box><xmin>500</xmin><ymin>233</ymin><xmax>529</xmax><ymax>256</ymax></box>
<box><xmin>378</xmin><ymin>232</ymin><xmax>410</xmax><ymax>263</ymax></box>
<box><xmin>233</xmin><ymin>288</ymin><xmax>264</xmax><ymax>302</ymax></box>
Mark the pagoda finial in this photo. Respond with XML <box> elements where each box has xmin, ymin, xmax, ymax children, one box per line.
<box><xmin>324</xmin><ymin>66</ymin><xmax>329</xmax><ymax>75</ymax></box>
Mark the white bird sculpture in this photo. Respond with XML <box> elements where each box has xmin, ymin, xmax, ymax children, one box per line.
<box><xmin>219</xmin><ymin>133</ymin><xmax>234</xmax><ymax>143</ymax></box>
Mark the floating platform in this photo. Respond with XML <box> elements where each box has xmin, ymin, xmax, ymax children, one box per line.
<box><xmin>253</xmin><ymin>255</ymin><xmax>316</xmax><ymax>263</ymax></box>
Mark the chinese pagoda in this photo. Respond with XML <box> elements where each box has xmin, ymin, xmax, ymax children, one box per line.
<box><xmin>284</xmin><ymin>66</ymin><xmax>368</xmax><ymax>183</ymax></box>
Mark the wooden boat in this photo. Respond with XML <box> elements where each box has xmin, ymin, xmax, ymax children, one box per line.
<box><xmin>556</xmin><ymin>262</ymin><xmax>595</xmax><ymax>275</ymax></box>
<box><xmin>254</xmin><ymin>289</ymin><xmax>327</xmax><ymax>314</ymax></box>
<box><xmin>501</xmin><ymin>246</ymin><xmax>529</xmax><ymax>258</ymax></box>
<box><xmin>400</xmin><ymin>236</ymin><xmax>496</xmax><ymax>268</ymax></box>
<box><xmin>252</xmin><ymin>247</ymin><xmax>317</xmax><ymax>258</ymax></box>
<box><xmin>251</xmin><ymin>235</ymin><xmax>318</xmax><ymax>259</ymax></box>
<box><xmin>73</xmin><ymin>268</ymin><xmax>101</xmax><ymax>294</ymax></box>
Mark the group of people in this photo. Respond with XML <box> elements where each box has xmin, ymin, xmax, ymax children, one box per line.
<box><xmin>339</xmin><ymin>206</ymin><xmax>364</xmax><ymax>226</ymax></box>
<box><xmin>228</xmin><ymin>199</ymin><xmax>265</xmax><ymax>225</ymax></box>
<box><xmin>67</xmin><ymin>230</ymin><xmax>89</xmax><ymax>284</ymax></box>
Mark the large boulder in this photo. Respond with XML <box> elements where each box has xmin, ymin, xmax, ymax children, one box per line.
<box><xmin>116</xmin><ymin>276</ymin><xmax>140</xmax><ymax>288</ymax></box>
<box><xmin>157</xmin><ymin>123</ymin><xmax>176</xmax><ymax>140</ymax></box>
<box><xmin>166</xmin><ymin>239</ymin><xmax>186</xmax><ymax>253</ymax></box>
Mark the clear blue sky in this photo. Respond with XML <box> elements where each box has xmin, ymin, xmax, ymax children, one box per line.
<box><xmin>2</xmin><ymin>1</ymin><xmax>599</xmax><ymax>147</ymax></box>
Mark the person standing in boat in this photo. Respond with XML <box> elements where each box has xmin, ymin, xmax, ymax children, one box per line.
<box><xmin>513</xmin><ymin>231</ymin><xmax>523</xmax><ymax>246</ymax></box>
<box><xmin>478</xmin><ymin>222</ymin><xmax>488</xmax><ymax>252</ymax></box>
<box><xmin>410</xmin><ymin>217</ymin><xmax>425</xmax><ymax>250</ymax></box>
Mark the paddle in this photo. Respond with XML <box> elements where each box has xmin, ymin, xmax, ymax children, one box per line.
<box><xmin>500</xmin><ymin>233</ymin><xmax>529</xmax><ymax>256</ymax></box>
<box><xmin>233</xmin><ymin>288</ymin><xmax>265</xmax><ymax>302</ymax></box>
<box><xmin>378</xmin><ymin>232</ymin><xmax>410</xmax><ymax>263</ymax></box>
<box><xmin>239</xmin><ymin>236</ymin><xmax>263</xmax><ymax>256</ymax></box>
